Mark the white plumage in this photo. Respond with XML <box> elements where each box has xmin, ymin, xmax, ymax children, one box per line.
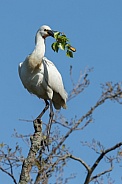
<box><xmin>19</xmin><ymin>25</ymin><xmax>67</xmax><ymax>114</ymax></box>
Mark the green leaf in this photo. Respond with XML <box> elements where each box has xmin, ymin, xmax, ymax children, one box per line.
<box><xmin>51</xmin><ymin>42</ymin><xmax>56</xmax><ymax>51</ymax></box>
<box><xmin>54</xmin><ymin>32</ymin><xmax>60</xmax><ymax>39</ymax></box>
<box><xmin>58</xmin><ymin>43</ymin><xmax>65</xmax><ymax>50</ymax></box>
<box><xmin>61</xmin><ymin>34</ymin><xmax>66</xmax><ymax>37</ymax></box>
<box><xmin>51</xmin><ymin>42</ymin><xmax>59</xmax><ymax>53</ymax></box>
<box><xmin>52</xmin><ymin>31</ymin><xmax>76</xmax><ymax>58</ymax></box>
<box><xmin>66</xmin><ymin>50</ymin><xmax>73</xmax><ymax>58</ymax></box>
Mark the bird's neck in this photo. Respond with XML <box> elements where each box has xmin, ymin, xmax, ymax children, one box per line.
<box><xmin>28</xmin><ymin>34</ymin><xmax>45</xmax><ymax>69</ymax></box>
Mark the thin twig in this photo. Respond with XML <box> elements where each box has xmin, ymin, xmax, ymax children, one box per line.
<box><xmin>84</xmin><ymin>142</ymin><xmax>122</xmax><ymax>184</ymax></box>
<box><xmin>0</xmin><ymin>166</ymin><xmax>17</xmax><ymax>184</ymax></box>
<box><xmin>69</xmin><ymin>154</ymin><xmax>90</xmax><ymax>171</ymax></box>
<box><xmin>90</xmin><ymin>166</ymin><xmax>113</xmax><ymax>181</ymax></box>
<box><xmin>45</xmin><ymin>91</ymin><xmax>122</xmax><ymax>164</ymax></box>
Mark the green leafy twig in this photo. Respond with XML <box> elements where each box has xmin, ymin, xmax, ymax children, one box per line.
<box><xmin>51</xmin><ymin>32</ymin><xmax>76</xmax><ymax>58</ymax></box>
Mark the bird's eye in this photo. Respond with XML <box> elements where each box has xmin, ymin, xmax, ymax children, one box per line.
<box><xmin>44</xmin><ymin>29</ymin><xmax>47</xmax><ymax>31</ymax></box>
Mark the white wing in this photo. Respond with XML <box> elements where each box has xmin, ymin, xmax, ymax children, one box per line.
<box><xmin>42</xmin><ymin>57</ymin><xmax>68</xmax><ymax>109</ymax></box>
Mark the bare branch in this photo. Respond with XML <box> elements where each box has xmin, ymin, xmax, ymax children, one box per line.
<box><xmin>68</xmin><ymin>67</ymin><xmax>92</xmax><ymax>102</ymax></box>
<box><xmin>91</xmin><ymin>142</ymin><xmax>122</xmax><ymax>173</ymax></box>
<box><xmin>84</xmin><ymin>142</ymin><xmax>122</xmax><ymax>184</ymax></box>
<box><xmin>1</xmin><ymin>80</ymin><xmax>122</xmax><ymax>184</ymax></box>
<box><xmin>90</xmin><ymin>165</ymin><xmax>113</xmax><ymax>181</ymax></box>
<box><xmin>69</xmin><ymin>154</ymin><xmax>90</xmax><ymax>171</ymax></box>
<box><xmin>0</xmin><ymin>166</ymin><xmax>17</xmax><ymax>184</ymax></box>
<box><xmin>44</xmin><ymin>83</ymin><xmax>122</xmax><ymax>169</ymax></box>
<box><xmin>34</xmin><ymin>154</ymin><xmax>69</xmax><ymax>184</ymax></box>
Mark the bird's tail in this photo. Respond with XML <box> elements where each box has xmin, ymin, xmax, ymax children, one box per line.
<box><xmin>52</xmin><ymin>92</ymin><xmax>67</xmax><ymax>110</ymax></box>
<box><xmin>62</xmin><ymin>103</ymin><xmax>67</xmax><ymax>109</ymax></box>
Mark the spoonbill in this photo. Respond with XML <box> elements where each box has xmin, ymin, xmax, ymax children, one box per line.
<box><xmin>19</xmin><ymin>25</ymin><xmax>68</xmax><ymax>137</ymax></box>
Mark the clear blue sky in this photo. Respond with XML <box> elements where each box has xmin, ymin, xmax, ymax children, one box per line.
<box><xmin>0</xmin><ymin>0</ymin><xmax>122</xmax><ymax>183</ymax></box>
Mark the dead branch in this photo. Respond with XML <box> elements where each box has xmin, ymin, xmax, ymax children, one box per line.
<box><xmin>69</xmin><ymin>154</ymin><xmax>90</xmax><ymax>171</ymax></box>
<box><xmin>68</xmin><ymin>67</ymin><xmax>91</xmax><ymax>101</ymax></box>
<box><xmin>90</xmin><ymin>166</ymin><xmax>113</xmax><ymax>181</ymax></box>
<box><xmin>0</xmin><ymin>166</ymin><xmax>17</xmax><ymax>184</ymax></box>
<box><xmin>18</xmin><ymin>119</ymin><xmax>44</xmax><ymax>184</ymax></box>
<box><xmin>1</xmin><ymin>81</ymin><xmax>122</xmax><ymax>184</ymax></box>
<box><xmin>43</xmin><ymin>82</ymin><xmax>122</xmax><ymax>174</ymax></box>
<box><xmin>84</xmin><ymin>142</ymin><xmax>122</xmax><ymax>184</ymax></box>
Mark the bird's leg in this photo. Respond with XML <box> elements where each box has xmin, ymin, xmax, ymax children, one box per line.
<box><xmin>46</xmin><ymin>100</ymin><xmax>54</xmax><ymax>140</ymax></box>
<box><xmin>36</xmin><ymin>100</ymin><xmax>49</xmax><ymax>120</ymax></box>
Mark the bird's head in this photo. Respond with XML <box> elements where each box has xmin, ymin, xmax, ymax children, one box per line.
<box><xmin>38</xmin><ymin>25</ymin><xmax>54</xmax><ymax>39</ymax></box>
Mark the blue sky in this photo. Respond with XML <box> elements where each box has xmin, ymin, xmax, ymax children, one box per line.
<box><xmin>0</xmin><ymin>0</ymin><xmax>122</xmax><ymax>183</ymax></box>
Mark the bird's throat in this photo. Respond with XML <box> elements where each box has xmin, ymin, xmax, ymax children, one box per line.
<box><xmin>28</xmin><ymin>35</ymin><xmax>45</xmax><ymax>70</ymax></box>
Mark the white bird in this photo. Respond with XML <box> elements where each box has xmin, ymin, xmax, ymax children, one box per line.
<box><xmin>19</xmin><ymin>25</ymin><xmax>68</xmax><ymax>136</ymax></box>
